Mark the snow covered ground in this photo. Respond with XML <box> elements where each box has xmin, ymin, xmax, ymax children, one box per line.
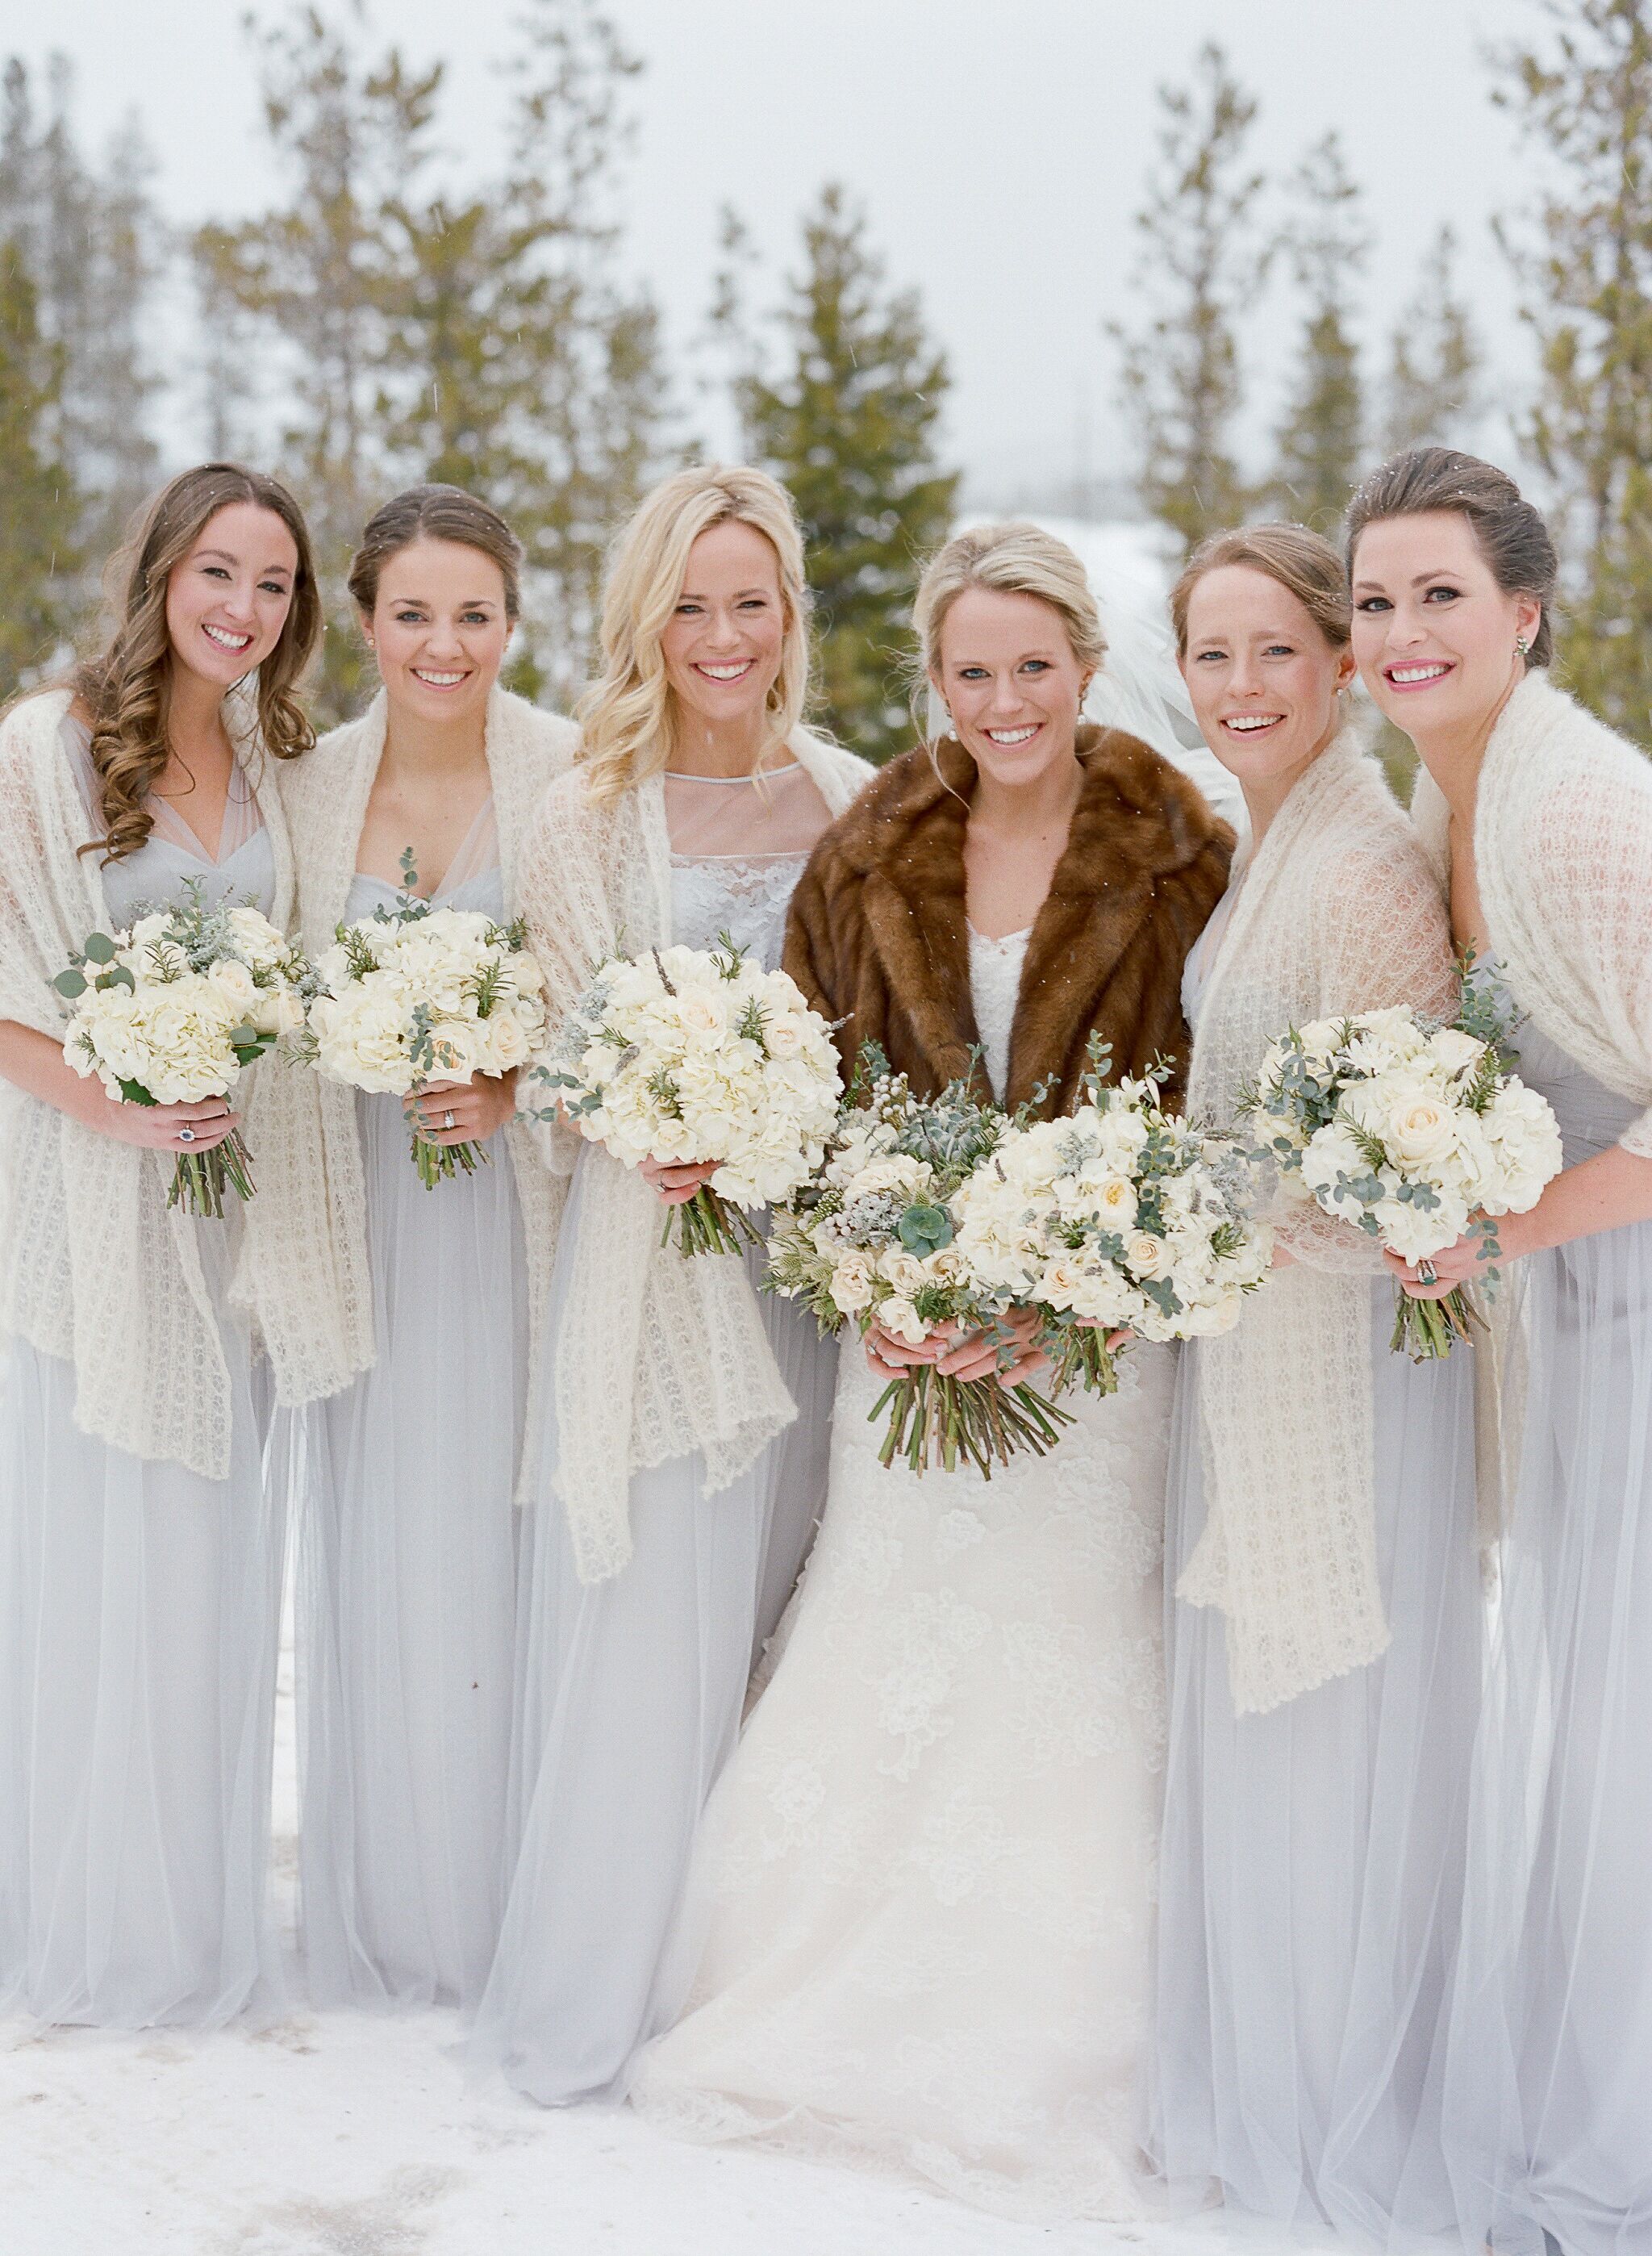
<box><xmin>3</xmin><ymin>1630</ymin><xmax>1341</xmax><ymax>2256</ymax></box>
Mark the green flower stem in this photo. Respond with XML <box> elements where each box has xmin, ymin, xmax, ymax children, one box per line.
<box><xmin>168</xmin><ymin>1127</ymin><xmax>257</xmax><ymax>1220</ymax></box>
<box><xmin>662</xmin><ymin>1184</ymin><xmax>763</xmax><ymax>1259</ymax></box>
<box><xmin>1046</xmin><ymin>1326</ymin><xmax>1121</xmax><ymax>1400</ymax></box>
<box><xmin>1390</xmin><ymin>1282</ymin><xmax>1483</xmax><ymax>1361</ymax></box>
<box><xmin>411</xmin><ymin>1129</ymin><xmax>490</xmax><ymax>1189</ymax></box>
<box><xmin>870</xmin><ymin>1364</ymin><xmax>1076</xmax><ymax>1478</ymax></box>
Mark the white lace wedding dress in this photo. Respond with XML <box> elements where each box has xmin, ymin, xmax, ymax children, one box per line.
<box><xmin>632</xmin><ymin>925</ymin><xmax>1176</xmax><ymax>2224</ymax></box>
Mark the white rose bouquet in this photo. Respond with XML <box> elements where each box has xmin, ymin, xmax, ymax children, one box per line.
<box><xmin>299</xmin><ymin>854</ymin><xmax>547</xmax><ymax>1188</ymax></box>
<box><xmin>1241</xmin><ymin>983</ymin><xmax>1563</xmax><ymax>1358</ymax></box>
<box><xmin>766</xmin><ymin>1048</ymin><xmax>1076</xmax><ymax>1476</ymax></box>
<box><xmin>952</xmin><ymin>1045</ymin><xmax>1272</xmax><ymax>1397</ymax></box>
<box><xmin>55</xmin><ymin>883</ymin><xmax>313</xmax><ymax>1217</ymax></box>
<box><xmin>531</xmin><ymin>932</ymin><xmax>841</xmax><ymax>1256</ymax></box>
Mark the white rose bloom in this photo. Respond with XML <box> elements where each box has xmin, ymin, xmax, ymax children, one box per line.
<box><xmin>1124</xmin><ymin>1230</ymin><xmax>1172</xmax><ymax>1280</ymax></box>
<box><xmin>831</xmin><ymin>1250</ymin><xmax>877</xmax><ymax>1313</ymax></box>
<box><xmin>483</xmin><ymin>1010</ymin><xmax>531</xmax><ymax>1072</ymax></box>
<box><xmin>207</xmin><ymin>958</ymin><xmax>259</xmax><ymax>1012</ymax></box>
<box><xmin>876</xmin><ymin>1293</ymin><xmax>930</xmax><ymax>1347</ymax></box>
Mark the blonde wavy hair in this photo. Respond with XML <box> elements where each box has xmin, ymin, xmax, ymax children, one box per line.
<box><xmin>70</xmin><ymin>463</ymin><xmax>320</xmax><ymax>863</ymax></box>
<box><xmin>1169</xmin><ymin>521</ymin><xmax>1350</xmax><ymax>655</ymax></box>
<box><xmin>912</xmin><ymin>520</ymin><xmax>1108</xmax><ymax>708</ymax></box>
<box><xmin>577</xmin><ymin>464</ymin><xmax>812</xmax><ymax>806</ymax></box>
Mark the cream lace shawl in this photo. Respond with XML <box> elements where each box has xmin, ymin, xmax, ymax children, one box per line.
<box><xmin>1411</xmin><ymin>671</ymin><xmax>1652</xmax><ymax>1157</ymax></box>
<box><xmin>520</xmin><ymin>727</ymin><xmax>873</xmax><ymax>1583</ymax></box>
<box><xmin>1179</xmin><ymin>721</ymin><xmax>1457</xmax><ymax>1714</ymax></box>
<box><xmin>240</xmin><ymin>687</ymin><xmax>579</xmax><ymax>1469</ymax></box>
<box><xmin>0</xmin><ymin>685</ymin><xmax>317</xmax><ymax>1477</ymax></box>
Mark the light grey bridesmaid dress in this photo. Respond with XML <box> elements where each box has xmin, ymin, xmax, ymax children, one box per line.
<box><xmin>0</xmin><ymin>720</ymin><xmax>286</xmax><ymax>2030</ymax></box>
<box><xmin>1440</xmin><ymin>1004</ymin><xmax>1652</xmax><ymax>2256</ymax></box>
<box><xmin>469</xmin><ymin>763</ymin><xmax>839</xmax><ymax>2105</ymax></box>
<box><xmin>1151</xmin><ymin>875</ymin><xmax>1483</xmax><ymax>2241</ymax></box>
<box><xmin>297</xmin><ymin>803</ymin><xmax>529</xmax><ymax>2010</ymax></box>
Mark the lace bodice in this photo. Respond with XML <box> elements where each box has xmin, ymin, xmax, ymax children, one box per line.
<box><xmin>669</xmin><ymin>853</ymin><xmax>812</xmax><ymax>970</ymax></box>
<box><xmin>967</xmin><ymin>927</ymin><xmax>1031</xmax><ymax>1103</ymax></box>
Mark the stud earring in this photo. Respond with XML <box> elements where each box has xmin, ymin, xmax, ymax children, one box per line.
<box><xmin>1515</xmin><ymin>636</ymin><xmax>1530</xmax><ymax>659</ymax></box>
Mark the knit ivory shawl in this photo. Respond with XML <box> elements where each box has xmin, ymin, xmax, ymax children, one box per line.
<box><xmin>519</xmin><ymin>728</ymin><xmax>873</xmax><ymax>1583</ymax></box>
<box><xmin>1411</xmin><ymin>671</ymin><xmax>1652</xmax><ymax>1158</ymax></box>
<box><xmin>1179</xmin><ymin>721</ymin><xmax>1458</xmax><ymax>1714</ymax></box>
<box><xmin>0</xmin><ymin>686</ymin><xmax>310</xmax><ymax>1477</ymax></box>
<box><xmin>240</xmin><ymin>687</ymin><xmax>579</xmax><ymax>1473</ymax></box>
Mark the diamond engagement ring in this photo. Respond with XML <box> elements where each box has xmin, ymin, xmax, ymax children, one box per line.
<box><xmin>442</xmin><ymin>1109</ymin><xmax>456</xmax><ymax>1131</ymax></box>
<box><xmin>178</xmin><ymin>1126</ymin><xmax>197</xmax><ymax>1145</ymax></box>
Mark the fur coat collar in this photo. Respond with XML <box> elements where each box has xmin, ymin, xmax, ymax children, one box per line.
<box><xmin>786</xmin><ymin>721</ymin><xmax>1233</xmax><ymax>1114</ymax></box>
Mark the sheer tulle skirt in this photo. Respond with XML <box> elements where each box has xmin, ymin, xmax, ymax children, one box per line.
<box><xmin>0</xmin><ymin>1236</ymin><xmax>284</xmax><ymax>2030</ymax></box>
<box><xmin>467</xmin><ymin>1151</ymin><xmax>836</xmax><ymax>2104</ymax></box>
<box><xmin>1440</xmin><ymin>1214</ymin><xmax>1652</xmax><ymax>2256</ymax></box>
<box><xmin>632</xmin><ymin>1339</ymin><xmax>1176</xmax><ymax>2225</ymax></box>
<box><xmin>297</xmin><ymin>1088</ymin><xmax>528</xmax><ymax>2010</ymax></box>
<box><xmin>1151</xmin><ymin>1292</ymin><xmax>1481</xmax><ymax>2242</ymax></box>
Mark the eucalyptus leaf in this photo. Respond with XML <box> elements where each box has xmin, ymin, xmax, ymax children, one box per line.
<box><xmin>52</xmin><ymin>967</ymin><xmax>87</xmax><ymax>997</ymax></box>
<box><xmin>83</xmin><ymin>933</ymin><xmax>117</xmax><ymax>964</ymax></box>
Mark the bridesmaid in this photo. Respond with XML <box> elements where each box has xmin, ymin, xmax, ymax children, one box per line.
<box><xmin>279</xmin><ymin>483</ymin><xmax>576</xmax><ymax>2009</ymax></box>
<box><xmin>0</xmin><ymin>462</ymin><xmax>327</xmax><ymax>2028</ymax></box>
<box><xmin>1149</xmin><ymin>523</ymin><xmax>1481</xmax><ymax>2237</ymax></box>
<box><xmin>469</xmin><ymin>464</ymin><xmax>869</xmax><ymax>2102</ymax></box>
<box><xmin>1349</xmin><ymin>449</ymin><xmax>1652</xmax><ymax>2256</ymax></box>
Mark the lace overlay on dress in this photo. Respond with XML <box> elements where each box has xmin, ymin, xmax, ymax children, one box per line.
<box><xmin>633</xmin><ymin>931</ymin><xmax>1174</xmax><ymax>2225</ymax></box>
<box><xmin>966</xmin><ymin>925</ymin><xmax>1032</xmax><ymax>1102</ymax></box>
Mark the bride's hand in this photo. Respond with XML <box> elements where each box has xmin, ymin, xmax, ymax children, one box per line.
<box><xmin>863</xmin><ymin>1321</ymin><xmax>946</xmax><ymax>1382</ymax></box>
<box><xmin>640</xmin><ymin>1155</ymin><xmax>720</xmax><ymax>1208</ymax></box>
<box><xmin>937</xmin><ymin>1308</ymin><xmax>1051</xmax><ymax>1389</ymax></box>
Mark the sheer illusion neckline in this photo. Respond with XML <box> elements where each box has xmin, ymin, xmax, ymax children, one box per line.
<box><xmin>663</xmin><ymin>758</ymin><xmax>832</xmax><ymax>863</ymax></box>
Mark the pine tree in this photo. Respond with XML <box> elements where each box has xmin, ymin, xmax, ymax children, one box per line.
<box><xmin>732</xmin><ymin>185</ymin><xmax>958</xmax><ymax>765</ymax></box>
<box><xmin>1497</xmin><ymin>0</ymin><xmax>1652</xmax><ymax>735</ymax></box>
<box><xmin>1112</xmin><ymin>44</ymin><xmax>1267</xmax><ymax>554</ymax></box>
<box><xmin>1270</xmin><ymin>132</ymin><xmax>1369</xmax><ymax>531</ymax></box>
<box><xmin>0</xmin><ymin>55</ymin><xmax>161</xmax><ymax>594</ymax></box>
<box><xmin>1382</xmin><ymin>225</ymin><xmax>1484</xmax><ymax>457</ymax></box>
<box><xmin>0</xmin><ymin>234</ymin><xmax>79</xmax><ymax>695</ymax></box>
<box><xmin>195</xmin><ymin>0</ymin><xmax>670</xmax><ymax>720</ymax></box>
<box><xmin>192</xmin><ymin>9</ymin><xmax>427</xmax><ymax>721</ymax></box>
<box><xmin>373</xmin><ymin>0</ymin><xmax>670</xmax><ymax>704</ymax></box>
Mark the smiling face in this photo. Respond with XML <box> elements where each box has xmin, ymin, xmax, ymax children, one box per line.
<box><xmin>1180</xmin><ymin>564</ymin><xmax>1352</xmax><ymax>791</ymax></box>
<box><xmin>1350</xmin><ymin>510</ymin><xmax>1541</xmax><ymax>748</ymax></box>
<box><xmin>660</xmin><ymin>518</ymin><xmax>788</xmax><ymax>737</ymax></box>
<box><xmin>164</xmin><ymin>502</ymin><xmax>298</xmax><ymax>691</ymax></box>
<box><xmin>932</xmin><ymin>586</ymin><xmax>1090</xmax><ymax>790</ymax></box>
<box><xmin>365</xmin><ymin>537</ymin><xmax>513</xmax><ymax>726</ymax></box>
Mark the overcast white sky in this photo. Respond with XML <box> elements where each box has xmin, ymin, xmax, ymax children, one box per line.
<box><xmin>21</xmin><ymin>0</ymin><xmax>1529</xmax><ymax>505</ymax></box>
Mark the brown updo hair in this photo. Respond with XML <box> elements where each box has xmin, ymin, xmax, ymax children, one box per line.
<box><xmin>72</xmin><ymin>462</ymin><xmax>320</xmax><ymax>863</ymax></box>
<box><xmin>1345</xmin><ymin>447</ymin><xmax>1558</xmax><ymax>666</ymax></box>
<box><xmin>1170</xmin><ymin>522</ymin><xmax>1351</xmax><ymax>656</ymax></box>
<box><xmin>347</xmin><ymin>484</ymin><xmax>524</xmax><ymax>623</ymax></box>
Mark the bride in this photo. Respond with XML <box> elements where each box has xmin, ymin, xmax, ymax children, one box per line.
<box><xmin>632</xmin><ymin>520</ymin><xmax>1233</xmax><ymax>2220</ymax></box>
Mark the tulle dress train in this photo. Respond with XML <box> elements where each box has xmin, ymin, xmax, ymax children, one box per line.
<box><xmin>1151</xmin><ymin>904</ymin><xmax>1483</xmax><ymax>2242</ymax></box>
<box><xmin>469</xmin><ymin>773</ymin><xmax>839</xmax><ymax>2104</ymax></box>
<box><xmin>1440</xmin><ymin>1013</ymin><xmax>1652</xmax><ymax>2256</ymax></box>
<box><xmin>298</xmin><ymin>813</ymin><xmax>528</xmax><ymax>2010</ymax></box>
<box><xmin>0</xmin><ymin>727</ymin><xmax>286</xmax><ymax>2029</ymax></box>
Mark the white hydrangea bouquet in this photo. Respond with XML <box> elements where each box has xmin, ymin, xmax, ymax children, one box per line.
<box><xmin>299</xmin><ymin>852</ymin><xmax>547</xmax><ymax>1189</ymax></box>
<box><xmin>532</xmin><ymin>933</ymin><xmax>841</xmax><ymax>1256</ymax></box>
<box><xmin>54</xmin><ymin>884</ymin><xmax>312</xmax><ymax>1217</ymax></box>
<box><xmin>766</xmin><ymin>1048</ymin><xmax>1077</xmax><ymax>1476</ymax></box>
<box><xmin>1241</xmin><ymin>984</ymin><xmax>1563</xmax><ymax>1358</ymax></box>
<box><xmin>953</xmin><ymin>1045</ymin><xmax>1272</xmax><ymax>1397</ymax></box>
